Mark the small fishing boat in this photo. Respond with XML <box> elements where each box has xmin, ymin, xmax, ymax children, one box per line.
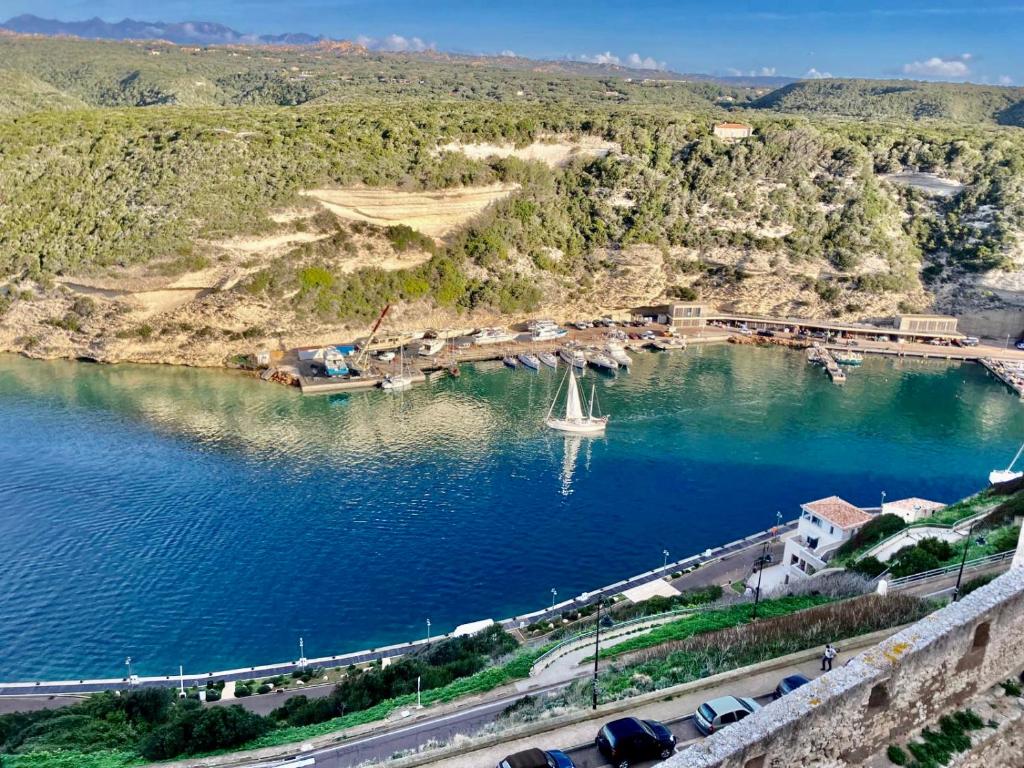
<box><xmin>503</xmin><ymin>355</ymin><xmax>518</xmax><ymax>369</ymax></box>
<box><xmin>377</xmin><ymin>351</ymin><xmax>396</xmax><ymax>363</ymax></box>
<box><xmin>833</xmin><ymin>351</ymin><xmax>863</xmax><ymax>366</ymax></box>
<box><xmin>587</xmin><ymin>351</ymin><xmax>619</xmax><ymax>371</ymax></box>
<box><xmin>559</xmin><ymin>345</ymin><xmax>587</xmax><ymax>370</ymax></box>
<box><xmin>538</xmin><ymin>351</ymin><xmax>558</xmax><ymax>369</ymax></box>
<box><xmin>990</xmin><ymin>441</ymin><xmax>1024</xmax><ymax>485</ymax></box>
<box><xmin>517</xmin><ymin>352</ymin><xmax>541</xmax><ymax>370</ymax></box>
<box><xmin>324</xmin><ymin>349</ymin><xmax>350</xmax><ymax>377</ymax></box>
<box><xmin>545</xmin><ymin>367</ymin><xmax>608</xmax><ymax>434</ymax></box>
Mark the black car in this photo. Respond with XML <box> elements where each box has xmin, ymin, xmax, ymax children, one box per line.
<box><xmin>596</xmin><ymin>717</ymin><xmax>676</xmax><ymax>767</ymax></box>
<box><xmin>498</xmin><ymin>747</ymin><xmax>575</xmax><ymax>768</ymax></box>
<box><xmin>773</xmin><ymin>673</ymin><xmax>811</xmax><ymax>699</ymax></box>
<box><xmin>756</xmin><ymin>329</ymin><xmax>775</xmax><ymax>337</ymax></box>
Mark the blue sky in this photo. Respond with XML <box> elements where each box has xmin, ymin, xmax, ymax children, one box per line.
<box><xmin>5</xmin><ymin>0</ymin><xmax>1022</xmax><ymax>83</ymax></box>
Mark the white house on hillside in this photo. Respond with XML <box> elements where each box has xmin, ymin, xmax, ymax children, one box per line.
<box><xmin>881</xmin><ymin>497</ymin><xmax>946</xmax><ymax>523</ymax></box>
<box><xmin>783</xmin><ymin>496</ymin><xmax>873</xmax><ymax>583</ymax></box>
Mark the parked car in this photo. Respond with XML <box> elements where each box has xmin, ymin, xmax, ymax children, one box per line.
<box><xmin>957</xmin><ymin>336</ymin><xmax>980</xmax><ymax>347</ymax></box>
<box><xmin>756</xmin><ymin>329</ymin><xmax>775</xmax><ymax>338</ymax></box>
<box><xmin>1016</xmin><ymin>340</ymin><xmax>1024</xmax><ymax>351</ymax></box>
<box><xmin>694</xmin><ymin>696</ymin><xmax>761</xmax><ymax>735</ymax></box>
<box><xmin>595</xmin><ymin>717</ymin><xmax>676</xmax><ymax>766</ymax></box>
<box><xmin>497</xmin><ymin>747</ymin><xmax>575</xmax><ymax>768</ymax></box>
<box><xmin>773</xmin><ymin>674</ymin><xmax>811</xmax><ymax>699</ymax></box>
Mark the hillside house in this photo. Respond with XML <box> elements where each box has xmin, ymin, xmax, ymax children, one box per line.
<box><xmin>881</xmin><ymin>497</ymin><xmax>947</xmax><ymax>524</ymax></box>
<box><xmin>713</xmin><ymin>121</ymin><xmax>753</xmax><ymax>141</ymax></box>
<box><xmin>783</xmin><ymin>496</ymin><xmax>872</xmax><ymax>582</ymax></box>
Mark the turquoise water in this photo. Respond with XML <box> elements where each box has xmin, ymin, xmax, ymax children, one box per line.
<box><xmin>0</xmin><ymin>346</ymin><xmax>1020</xmax><ymax>680</ymax></box>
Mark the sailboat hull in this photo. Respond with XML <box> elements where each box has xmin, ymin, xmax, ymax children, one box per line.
<box><xmin>545</xmin><ymin>417</ymin><xmax>608</xmax><ymax>434</ymax></box>
<box><xmin>990</xmin><ymin>470</ymin><xmax>1023</xmax><ymax>485</ymax></box>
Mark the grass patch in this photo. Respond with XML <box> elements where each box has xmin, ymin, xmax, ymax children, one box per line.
<box><xmin>594</xmin><ymin>595</ymin><xmax>834</xmax><ymax>661</ymax></box>
<box><xmin>598</xmin><ymin>594</ymin><xmax>931</xmax><ymax>702</ymax></box>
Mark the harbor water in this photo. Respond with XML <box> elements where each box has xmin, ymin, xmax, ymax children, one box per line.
<box><xmin>0</xmin><ymin>345</ymin><xmax>1021</xmax><ymax>680</ymax></box>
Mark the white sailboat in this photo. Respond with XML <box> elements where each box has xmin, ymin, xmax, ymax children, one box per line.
<box><xmin>545</xmin><ymin>367</ymin><xmax>608</xmax><ymax>434</ymax></box>
<box><xmin>380</xmin><ymin>346</ymin><xmax>414</xmax><ymax>390</ymax></box>
<box><xmin>990</xmin><ymin>441</ymin><xmax>1024</xmax><ymax>485</ymax></box>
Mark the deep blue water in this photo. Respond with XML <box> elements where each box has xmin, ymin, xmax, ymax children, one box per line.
<box><xmin>0</xmin><ymin>346</ymin><xmax>1021</xmax><ymax>681</ymax></box>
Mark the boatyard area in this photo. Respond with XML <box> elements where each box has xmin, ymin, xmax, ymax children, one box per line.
<box><xmin>252</xmin><ymin>304</ymin><xmax>1024</xmax><ymax>397</ymax></box>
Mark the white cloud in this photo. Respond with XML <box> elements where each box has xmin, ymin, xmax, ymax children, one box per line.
<box><xmin>804</xmin><ymin>67</ymin><xmax>833</xmax><ymax>79</ymax></box>
<box><xmin>999</xmin><ymin>74</ymin><xmax>1015</xmax><ymax>85</ymax></box>
<box><xmin>575</xmin><ymin>51</ymin><xmax>665</xmax><ymax>70</ymax></box>
<box><xmin>578</xmin><ymin>51</ymin><xmax>622</xmax><ymax>65</ymax></box>
<box><xmin>355</xmin><ymin>33</ymin><xmax>433</xmax><ymax>53</ymax></box>
<box><xmin>626</xmin><ymin>52</ymin><xmax>666</xmax><ymax>71</ymax></box>
<box><xmin>902</xmin><ymin>53</ymin><xmax>972</xmax><ymax>79</ymax></box>
<box><xmin>725</xmin><ymin>66</ymin><xmax>778</xmax><ymax>78</ymax></box>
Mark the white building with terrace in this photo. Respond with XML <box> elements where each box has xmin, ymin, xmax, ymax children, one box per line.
<box><xmin>783</xmin><ymin>496</ymin><xmax>873</xmax><ymax>583</ymax></box>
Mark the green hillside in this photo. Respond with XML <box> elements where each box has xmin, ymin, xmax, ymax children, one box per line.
<box><xmin>753</xmin><ymin>78</ymin><xmax>1024</xmax><ymax>126</ymax></box>
<box><xmin>0</xmin><ymin>35</ymin><xmax>727</xmax><ymax>110</ymax></box>
<box><xmin>0</xmin><ymin>68</ymin><xmax>87</xmax><ymax>115</ymax></box>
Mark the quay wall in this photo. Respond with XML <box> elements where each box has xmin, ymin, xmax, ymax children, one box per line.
<box><xmin>669</xmin><ymin>566</ymin><xmax>1024</xmax><ymax>768</ymax></box>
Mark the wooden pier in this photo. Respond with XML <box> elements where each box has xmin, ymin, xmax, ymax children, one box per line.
<box><xmin>808</xmin><ymin>343</ymin><xmax>846</xmax><ymax>383</ymax></box>
<box><xmin>980</xmin><ymin>358</ymin><xmax>1024</xmax><ymax>397</ymax></box>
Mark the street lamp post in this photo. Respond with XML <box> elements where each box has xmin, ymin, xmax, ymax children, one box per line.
<box><xmin>426</xmin><ymin>618</ymin><xmax>431</xmax><ymax>644</ymax></box>
<box><xmin>775</xmin><ymin>510</ymin><xmax>783</xmax><ymax>538</ymax></box>
<box><xmin>550</xmin><ymin>588</ymin><xmax>557</xmax><ymax>610</ymax></box>
<box><xmin>662</xmin><ymin>549</ymin><xmax>670</xmax><ymax>570</ymax></box>
<box><xmin>125</xmin><ymin>657</ymin><xmax>133</xmax><ymax>685</ymax></box>
<box><xmin>751</xmin><ymin>539</ymin><xmax>768</xmax><ymax>620</ymax></box>
<box><xmin>880</xmin><ymin>490</ymin><xmax>887</xmax><ymax>510</ymax></box>
<box><xmin>592</xmin><ymin>596</ymin><xmax>602</xmax><ymax>711</ymax></box>
<box><xmin>298</xmin><ymin>637</ymin><xmax>306</xmax><ymax>669</ymax></box>
<box><xmin>953</xmin><ymin>521</ymin><xmax>978</xmax><ymax>602</ymax></box>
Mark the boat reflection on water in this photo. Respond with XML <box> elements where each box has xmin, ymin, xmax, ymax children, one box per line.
<box><xmin>559</xmin><ymin>433</ymin><xmax>597</xmax><ymax>497</ymax></box>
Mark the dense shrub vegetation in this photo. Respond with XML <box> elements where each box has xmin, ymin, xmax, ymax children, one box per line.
<box><xmin>0</xmin><ymin>626</ymin><xmax>521</xmax><ymax>765</ymax></box>
<box><xmin>2</xmin><ymin>35</ymin><xmax>1024</xmax><ymax>328</ymax></box>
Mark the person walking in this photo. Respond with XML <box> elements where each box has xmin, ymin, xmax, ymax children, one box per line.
<box><xmin>821</xmin><ymin>643</ymin><xmax>838</xmax><ymax>671</ymax></box>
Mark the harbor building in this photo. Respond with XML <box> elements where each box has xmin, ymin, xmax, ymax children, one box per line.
<box><xmin>881</xmin><ymin>496</ymin><xmax>947</xmax><ymax>524</ymax></box>
<box><xmin>783</xmin><ymin>496</ymin><xmax>872</xmax><ymax>582</ymax></box>
<box><xmin>713</xmin><ymin>121</ymin><xmax>753</xmax><ymax>141</ymax></box>
<box><xmin>668</xmin><ymin>302</ymin><xmax>709</xmax><ymax>330</ymax></box>
<box><xmin>896</xmin><ymin>314</ymin><xmax>959</xmax><ymax>335</ymax></box>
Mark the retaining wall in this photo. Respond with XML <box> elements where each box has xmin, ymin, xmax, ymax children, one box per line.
<box><xmin>670</xmin><ymin>566</ymin><xmax>1024</xmax><ymax>767</ymax></box>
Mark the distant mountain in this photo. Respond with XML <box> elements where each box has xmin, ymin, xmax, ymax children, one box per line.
<box><xmin>0</xmin><ymin>14</ymin><xmax>323</xmax><ymax>46</ymax></box>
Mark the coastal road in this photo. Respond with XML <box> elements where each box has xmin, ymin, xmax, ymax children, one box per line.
<box><xmin>238</xmin><ymin>682</ymin><xmax>572</xmax><ymax>768</ymax></box>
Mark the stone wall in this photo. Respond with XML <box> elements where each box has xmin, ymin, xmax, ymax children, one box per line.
<box><xmin>670</xmin><ymin>566</ymin><xmax>1024</xmax><ymax>768</ymax></box>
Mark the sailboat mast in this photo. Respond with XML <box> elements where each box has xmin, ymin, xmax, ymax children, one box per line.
<box><xmin>588</xmin><ymin>384</ymin><xmax>595</xmax><ymax>418</ymax></box>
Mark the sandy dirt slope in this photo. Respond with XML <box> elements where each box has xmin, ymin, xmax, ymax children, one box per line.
<box><xmin>436</xmin><ymin>136</ymin><xmax>619</xmax><ymax>168</ymax></box>
<box><xmin>300</xmin><ymin>183</ymin><xmax>519</xmax><ymax>239</ymax></box>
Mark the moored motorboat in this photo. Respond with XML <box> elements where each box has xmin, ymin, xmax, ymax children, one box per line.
<box><xmin>503</xmin><ymin>355</ymin><xmax>518</xmax><ymax>368</ymax></box>
<box><xmin>605</xmin><ymin>343</ymin><xmax>632</xmax><ymax>368</ymax></box>
<box><xmin>538</xmin><ymin>351</ymin><xmax>559</xmax><ymax>369</ymax></box>
<box><xmin>558</xmin><ymin>345</ymin><xmax>587</xmax><ymax>370</ymax></box>
<box><xmin>587</xmin><ymin>351</ymin><xmax>619</xmax><ymax>371</ymax></box>
<box><xmin>517</xmin><ymin>352</ymin><xmax>541</xmax><ymax>370</ymax></box>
